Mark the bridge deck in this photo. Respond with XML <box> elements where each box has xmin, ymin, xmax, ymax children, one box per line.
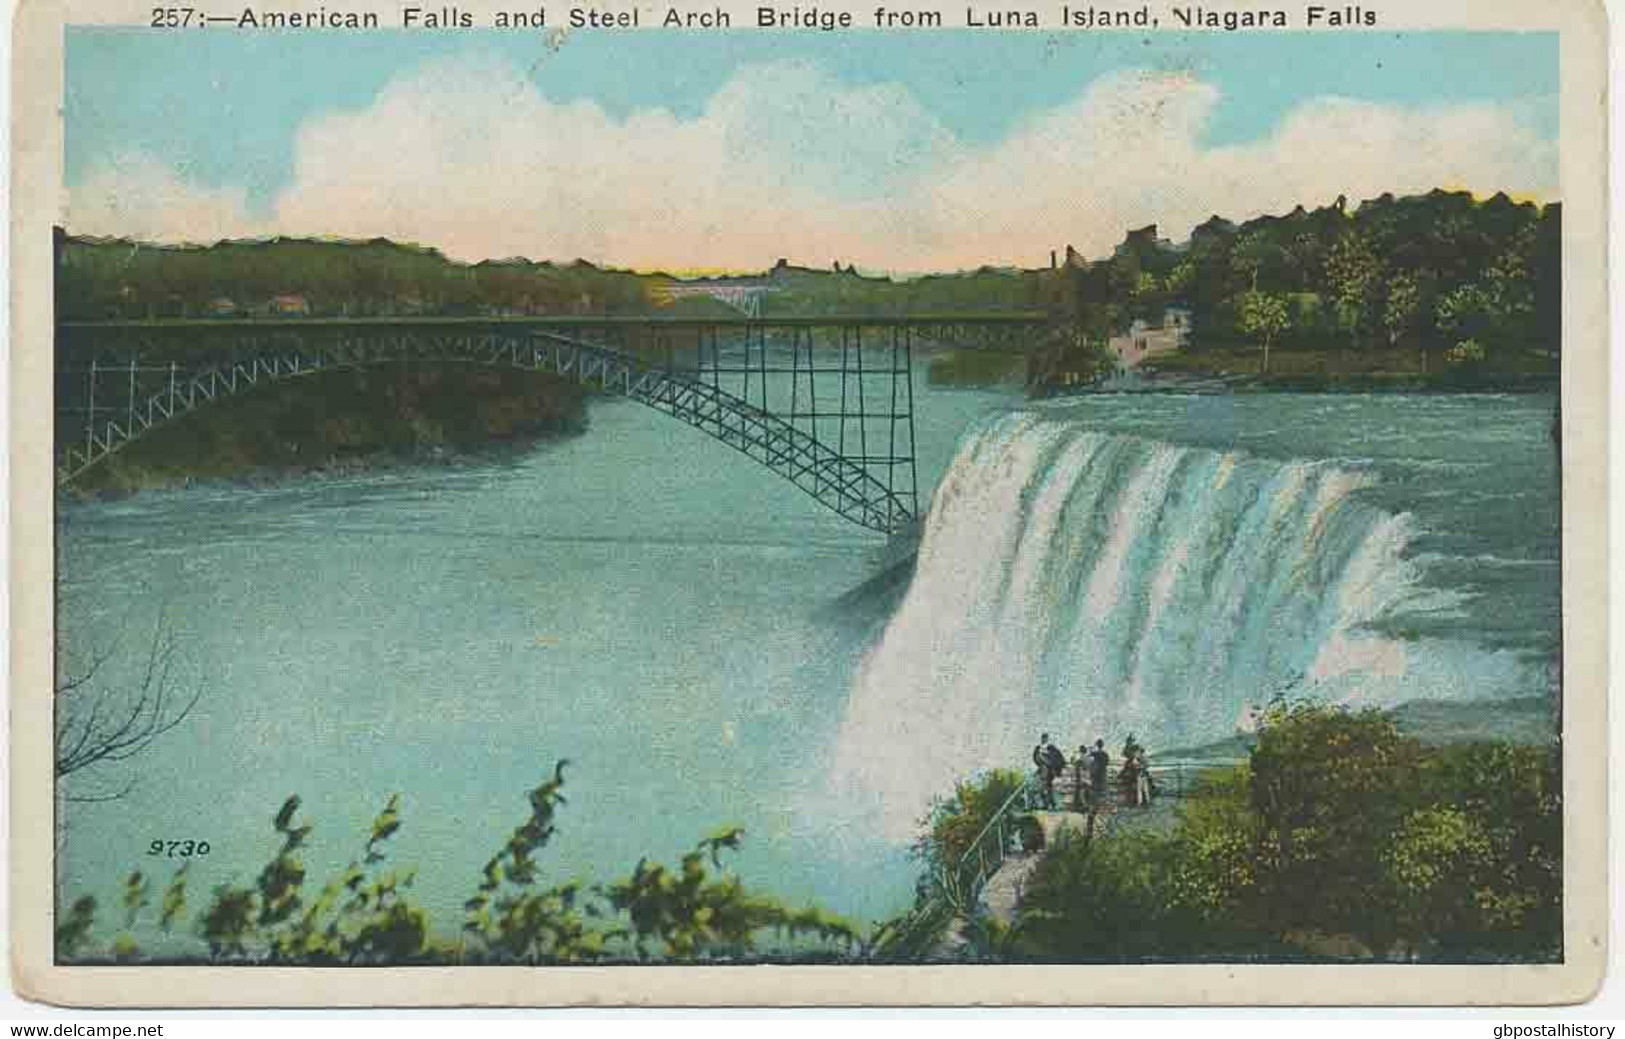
<box><xmin>57</xmin><ymin>312</ymin><xmax>1052</xmax><ymax>330</ymax></box>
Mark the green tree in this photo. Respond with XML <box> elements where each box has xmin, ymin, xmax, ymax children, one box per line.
<box><xmin>1230</xmin><ymin>231</ymin><xmax>1278</xmax><ymax>293</ymax></box>
<box><xmin>278</xmin><ymin>794</ymin><xmax>434</xmax><ymax>964</ymax></box>
<box><xmin>1166</xmin><ymin>259</ymin><xmax>1194</xmax><ymax>292</ymax></box>
<box><xmin>1166</xmin><ymin>766</ymin><xmax>1260</xmax><ymax>925</ymax></box>
<box><xmin>1238</xmin><ymin>291</ymin><xmax>1290</xmax><ymax>373</ymax></box>
<box><xmin>1246</xmin><ymin>702</ymin><xmax>1424</xmax><ymax>955</ymax></box>
<box><xmin>159</xmin><ymin>863</ymin><xmax>189</xmax><ymax>934</ymax></box>
<box><xmin>56</xmin><ymin>897</ymin><xmax>99</xmax><ymax>959</ymax></box>
<box><xmin>1435</xmin><ymin>283</ymin><xmax>1496</xmax><ymax>365</ymax></box>
<box><xmin>1419</xmin><ymin>743</ymin><xmax>1562</xmax><ymax>957</ymax></box>
<box><xmin>1324</xmin><ymin>231</ymin><xmax>1382</xmax><ymax>347</ymax></box>
<box><xmin>195</xmin><ymin>792</ymin><xmax>433</xmax><ymax>964</ymax></box>
<box><xmin>462</xmin><ymin>761</ymin><xmax>611</xmax><ymax>964</ymax></box>
<box><xmin>604</xmin><ymin>826</ymin><xmax>858</xmax><ymax>960</ymax></box>
<box><xmin>1384</xmin><ymin>805</ymin><xmax>1494</xmax><ymax>945</ymax></box>
<box><xmin>1011</xmin><ymin>831</ymin><xmax>1197</xmax><ymax>962</ymax></box>
<box><xmin>1383</xmin><ymin>272</ymin><xmax>1423</xmax><ymax>347</ymax></box>
<box><xmin>1285</xmin><ymin>232</ymin><xmax>1327</xmax><ymax>292</ymax></box>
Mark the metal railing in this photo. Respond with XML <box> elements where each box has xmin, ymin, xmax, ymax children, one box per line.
<box><xmin>875</xmin><ymin>756</ymin><xmax>1247</xmax><ymax>959</ymax></box>
<box><xmin>939</xmin><ymin>757</ymin><xmax>1244</xmax><ymax>906</ymax></box>
<box><xmin>942</xmin><ymin>774</ymin><xmax>1038</xmax><ymax>912</ymax></box>
<box><xmin>1038</xmin><ymin>757</ymin><xmax>1247</xmax><ymax>809</ymax></box>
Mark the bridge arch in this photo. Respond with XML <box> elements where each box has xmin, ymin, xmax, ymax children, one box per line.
<box><xmin>55</xmin><ymin>327</ymin><xmax>917</xmax><ymax>534</ymax></box>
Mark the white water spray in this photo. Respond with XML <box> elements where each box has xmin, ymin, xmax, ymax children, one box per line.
<box><xmin>832</xmin><ymin>411</ymin><xmax>1450</xmax><ymax>839</ymax></box>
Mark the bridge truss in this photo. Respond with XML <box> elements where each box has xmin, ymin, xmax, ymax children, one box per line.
<box><xmin>54</xmin><ymin>315</ymin><xmax>1051</xmax><ymax>534</ymax></box>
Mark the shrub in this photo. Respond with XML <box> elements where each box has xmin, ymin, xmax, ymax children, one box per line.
<box><xmin>59</xmin><ymin>762</ymin><xmax>857</xmax><ymax>965</ymax></box>
<box><xmin>1246</xmin><ymin>702</ymin><xmax>1425</xmax><ymax>952</ymax></box>
<box><xmin>1011</xmin><ymin>831</ymin><xmax>1207</xmax><ymax>961</ymax></box>
<box><xmin>913</xmin><ymin>768</ymin><xmax>1027</xmax><ymax>909</ymax></box>
<box><xmin>984</xmin><ymin>704</ymin><xmax>1561</xmax><ymax>963</ymax></box>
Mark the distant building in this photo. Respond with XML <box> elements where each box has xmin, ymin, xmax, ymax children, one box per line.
<box><xmin>265</xmin><ymin>294</ymin><xmax>310</xmax><ymax>316</ymax></box>
<box><xmin>1115</xmin><ymin>224</ymin><xmax>1174</xmax><ymax>260</ymax></box>
<box><xmin>206</xmin><ymin>297</ymin><xmax>239</xmax><ymax>317</ymax></box>
<box><xmin>1108</xmin><ymin>307</ymin><xmax>1190</xmax><ymax>372</ymax></box>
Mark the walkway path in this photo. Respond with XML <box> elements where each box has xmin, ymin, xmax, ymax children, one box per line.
<box><xmin>979</xmin><ymin>811</ymin><xmax>1096</xmax><ymax>925</ymax></box>
<box><xmin>921</xmin><ymin>759</ymin><xmax>1235</xmax><ymax>959</ymax></box>
<box><xmin>963</xmin><ymin>798</ymin><xmax>1182</xmax><ymax>938</ymax></box>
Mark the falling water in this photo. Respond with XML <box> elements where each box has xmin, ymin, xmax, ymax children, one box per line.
<box><xmin>832</xmin><ymin>409</ymin><xmax>1518</xmax><ymax>838</ymax></box>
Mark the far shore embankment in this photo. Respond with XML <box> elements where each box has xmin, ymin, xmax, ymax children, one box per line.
<box><xmin>62</xmin><ymin>363</ymin><xmax>587</xmax><ymax>497</ymax></box>
<box><xmin>1130</xmin><ymin>345</ymin><xmax>1559</xmax><ymax>394</ymax></box>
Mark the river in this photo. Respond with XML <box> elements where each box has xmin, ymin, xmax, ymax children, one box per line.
<box><xmin>55</xmin><ymin>379</ymin><xmax>1560</xmax><ymax>955</ymax></box>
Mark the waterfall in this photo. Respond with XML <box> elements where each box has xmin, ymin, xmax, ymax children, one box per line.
<box><xmin>832</xmin><ymin>410</ymin><xmax>1438</xmax><ymax>839</ymax></box>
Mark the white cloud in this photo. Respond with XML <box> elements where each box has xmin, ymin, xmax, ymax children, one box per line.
<box><xmin>65</xmin><ymin>151</ymin><xmax>265</xmax><ymax>244</ymax></box>
<box><xmin>67</xmin><ymin>59</ymin><xmax>1558</xmax><ymax>270</ymax></box>
<box><xmin>922</xmin><ymin>70</ymin><xmax>1556</xmax><ymax>267</ymax></box>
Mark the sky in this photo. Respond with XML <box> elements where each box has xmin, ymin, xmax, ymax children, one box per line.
<box><xmin>64</xmin><ymin>29</ymin><xmax>1559</xmax><ymax>271</ymax></box>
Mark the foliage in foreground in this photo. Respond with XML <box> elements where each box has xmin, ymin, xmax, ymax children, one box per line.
<box><xmin>867</xmin><ymin>768</ymin><xmax>1034</xmax><ymax>960</ymax></box>
<box><xmin>1006</xmin><ymin>703</ymin><xmax>1561</xmax><ymax>963</ymax></box>
<box><xmin>57</xmin><ymin>762</ymin><xmax>857</xmax><ymax>965</ymax></box>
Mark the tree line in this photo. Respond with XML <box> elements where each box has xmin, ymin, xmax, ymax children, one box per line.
<box><xmin>1057</xmin><ymin>189</ymin><xmax>1561</xmax><ymax>372</ymax></box>
<box><xmin>54</xmin><ymin>231</ymin><xmax>655</xmax><ymax>320</ymax></box>
<box><xmin>56</xmin><ymin>187</ymin><xmax>1560</xmax><ymax>378</ymax></box>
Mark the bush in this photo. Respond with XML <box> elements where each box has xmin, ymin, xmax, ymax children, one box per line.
<box><xmin>912</xmin><ymin>768</ymin><xmax>1027</xmax><ymax>910</ymax></box>
<box><xmin>1411</xmin><ymin>743</ymin><xmax>1562</xmax><ymax>958</ymax></box>
<box><xmin>59</xmin><ymin>763</ymin><xmax>857</xmax><ymax>965</ymax></box>
<box><xmin>1246</xmin><ymin>702</ymin><xmax>1425</xmax><ymax>952</ymax></box>
<box><xmin>1011</xmin><ymin>832</ymin><xmax>1212</xmax><ymax>961</ymax></box>
<box><xmin>987</xmin><ymin>704</ymin><xmax>1562</xmax><ymax>963</ymax></box>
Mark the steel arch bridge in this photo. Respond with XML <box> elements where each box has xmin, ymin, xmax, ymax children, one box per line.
<box><xmin>54</xmin><ymin>315</ymin><xmax>1051</xmax><ymax>534</ymax></box>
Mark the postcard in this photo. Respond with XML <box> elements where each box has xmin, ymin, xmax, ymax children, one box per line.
<box><xmin>9</xmin><ymin>0</ymin><xmax>1609</xmax><ymax>1006</ymax></box>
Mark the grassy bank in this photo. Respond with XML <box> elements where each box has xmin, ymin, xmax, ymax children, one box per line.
<box><xmin>1141</xmin><ymin>346</ymin><xmax>1558</xmax><ymax>392</ymax></box>
<box><xmin>68</xmin><ymin>363</ymin><xmax>587</xmax><ymax>494</ymax></box>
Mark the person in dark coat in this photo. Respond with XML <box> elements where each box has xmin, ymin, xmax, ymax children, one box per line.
<box><xmin>1122</xmin><ymin>733</ymin><xmax>1144</xmax><ymax>763</ymax></box>
<box><xmin>1088</xmin><ymin>738</ymin><xmax>1110</xmax><ymax>805</ymax></box>
<box><xmin>1043</xmin><ymin>739</ymin><xmax>1066</xmax><ymax>802</ymax></box>
<box><xmin>1032</xmin><ymin>733</ymin><xmax>1059</xmax><ymax>809</ymax></box>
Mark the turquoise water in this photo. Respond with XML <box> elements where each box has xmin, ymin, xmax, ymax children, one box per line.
<box><xmin>55</xmin><ymin>386</ymin><xmax>1560</xmax><ymax>956</ymax></box>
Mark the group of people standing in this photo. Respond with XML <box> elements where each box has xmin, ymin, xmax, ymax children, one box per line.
<box><xmin>1031</xmin><ymin>732</ymin><xmax>1156</xmax><ymax>811</ymax></box>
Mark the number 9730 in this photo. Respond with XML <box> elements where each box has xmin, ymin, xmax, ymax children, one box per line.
<box><xmin>148</xmin><ymin>839</ymin><xmax>210</xmax><ymax>858</ymax></box>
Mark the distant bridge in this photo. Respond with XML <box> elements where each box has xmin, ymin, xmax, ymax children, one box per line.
<box><xmin>649</xmin><ymin>279</ymin><xmax>781</xmax><ymax>318</ymax></box>
<box><xmin>54</xmin><ymin>314</ymin><xmax>1052</xmax><ymax>534</ymax></box>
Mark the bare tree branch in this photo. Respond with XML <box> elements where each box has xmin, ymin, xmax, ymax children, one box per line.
<box><xmin>56</xmin><ymin>619</ymin><xmax>204</xmax><ymax>801</ymax></box>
